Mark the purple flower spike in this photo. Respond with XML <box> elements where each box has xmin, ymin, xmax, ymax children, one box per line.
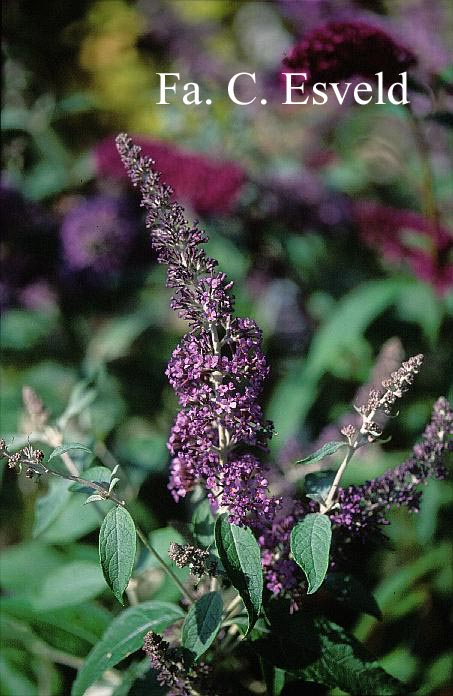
<box><xmin>333</xmin><ymin>396</ymin><xmax>452</xmax><ymax>537</ymax></box>
<box><xmin>115</xmin><ymin>134</ymin><xmax>278</xmax><ymax>526</ymax></box>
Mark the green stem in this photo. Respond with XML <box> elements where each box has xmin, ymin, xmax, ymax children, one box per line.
<box><xmin>321</xmin><ymin>445</ymin><xmax>355</xmax><ymax>512</ymax></box>
<box><xmin>135</xmin><ymin>526</ymin><xmax>195</xmax><ymax>604</ymax></box>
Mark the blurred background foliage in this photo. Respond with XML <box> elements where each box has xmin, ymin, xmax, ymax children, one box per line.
<box><xmin>1</xmin><ymin>1</ymin><xmax>453</xmax><ymax>694</ymax></box>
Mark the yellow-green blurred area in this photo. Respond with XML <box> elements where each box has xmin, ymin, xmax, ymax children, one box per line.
<box><xmin>1</xmin><ymin>1</ymin><xmax>453</xmax><ymax>694</ymax></box>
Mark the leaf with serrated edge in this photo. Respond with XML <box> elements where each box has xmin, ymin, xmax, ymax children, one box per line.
<box><xmin>255</xmin><ymin>606</ymin><xmax>403</xmax><ymax>695</ymax></box>
<box><xmin>291</xmin><ymin>513</ymin><xmax>332</xmax><ymax>594</ymax></box>
<box><xmin>99</xmin><ymin>506</ymin><xmax>136</xmax><ymax>604</ymax></box>
<box><xmin>215</xmin><ymin>514</ymin><xmax>262</xmax><ymax>634</ymax></box>
<box><xmin>295</xmin><ymin>618</ymin><xmax>403</xmax><ymax>694</ymax></box>
<box><xmin>182</xmin><ymin>591</ymin><xmax>223</xmax><ymax>659</ymax></box>
<box><xmin>71</xmin><ymin>601</ymin><xmax>184</xmax><ymax>696</ymax></box>
<box><xmin>296</xmin><ymin>441</ymin><xmax>346</xmax><ymax>466</ymax></box>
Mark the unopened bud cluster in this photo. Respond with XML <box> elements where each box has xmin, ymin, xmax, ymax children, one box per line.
<box><xmin>168</xmin><ymin>542</ymin><xmax>211</xmax><ymax>578</ymax></box>
<box><xmin>0</xmin><ymin>440</ymin><xmax>46</xmax><ymax>480</ymax></box>
<box><xmin>143</xmin><ymin>631</ymin><xmax>216</xmax><ymax>696</ymax></box>
<box><xmin>355</xmin><ymin>354</ymin><xmax>424</xmax><ymax>443</ymax></box>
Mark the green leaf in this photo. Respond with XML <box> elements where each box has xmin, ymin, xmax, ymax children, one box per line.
<box><xmin>32</xmin><ymin>561</ymin><xmax>106</xmax><ymax>611</ymax></box>
<box><xmin>297</xmin><ymin>441</ymin><xmax>346</xmax><ymax>466</ymax></box>
<box><xmin>48</xmin><ymin>443</ymin><xmax>93</xmax><ymax>462</ymax></box>
<box><xmin>2</xmin><ymin>596</ymin><xmax>111</xmax><ymax>647</ymax></box>
<box><xmin>192</xmin><ymin>499</ymin><xmax>215</xmax><ymax>549</ymax></box>
<box><xmin>71</xmin><ymin>601</ymin><xmax>184</xmax><ymax>696</ymax></box>
<box><xmin>99</xmin><ymin>506</ymin><xmax>136</xmax><ymax>604</ymax></box>
<box><xmin>182</xmin><ymin>591</ymin><xmax>223</xmax><ymax>660</ymax></box>
<box><xmin>33</xmin><ymin>478</ymin><xmax>72</xmax><ymax>538</ymax></box>
<box><xmin>38</xmin><ymin>493</ymin><xmax>109</xmax><ymax>543</ymax></box>
<box><xmin>324</xmin><ymin>573</ymin><xmax>382</xmax><ymax>620</ymax></box>
<box><xmin>0</xmin><ymin>542</ymin><xmax>63</xmax><ymax>592</ymax></box>
<box><xmin>0</xmin><ymin>654</ymin><xmax>37</xmax><ymax>696</ymax></box>
<box><xmin>254</xmin><ymin>605</ymin><xmax>403</xmax><ymax>695</ymax></box>
<box><xmin>215</xmin><ymin>514</ymin><xmax>262</xmax><ymax>634</ymax></box>
<box><xmin>0</xmin><ymin>309</ymin><xmax>58</xmax><ymax>351</ymax></box>
<box><xmin>69</xmin><ymin>466</ymin><xmax>112</xmax><ymax>493</ymax></box>
<box><xmin>304</xmin><ymin>470</ymin><xmax>336</xmax><ymax>504</ymax></box>
<box><xmin>58</xmin><ymin>379</ymin><xmax>97</xmax><ymax>430</ymax></box>
<box><xmin>290</xmin><ymin>513</ymin><xmax>332</xmax><ymax>594</ymax></box>
<box><xmin>260</xmin><ymin>661</ymin><xmax>285</xmax><ymax>696</ymax></box>
<box><xmin>294</xmin><ymin>618</ymin><xmax>404</xmax><ymax>694</ymax></box>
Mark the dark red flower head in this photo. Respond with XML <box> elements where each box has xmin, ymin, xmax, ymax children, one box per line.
<box><xmin>94</xmin><ymin>136</ymin><xmax>246</xmax><ymax>217</ymax></box>
<box><xmin>283</xmin><ymin>20</ymin><xmax>417</xmax><ymax>86</ymax></box>
<box><xmin>354</xmin><ymin>201</ymin><xmax>453</xmax><ymax>295</ymax></box>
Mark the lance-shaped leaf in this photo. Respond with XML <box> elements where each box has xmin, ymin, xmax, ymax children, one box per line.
<box><xmin>99</xmin><ymin>506</ymin><xmax>136</xmax><ymax>604</ymax></box>
<box><xmin>296</xmin><ymin>441</ymin><xmax>346</xmax><ymax>466</ymax></box>
<box><xmin>192</xmin><ymin>499</ymin><xmax>215</xmax><ymax>549</ymax></box>
<box><xmin>48</xmin><ymin>443</ymin><xmax>93</xmax><ymax>462</ymax></box>
<box><xmin>215</xmin><ymin>514</ymin><xmax>263</xmax><ymax>634</ymax></box>
<box><xmin>182</xmin><ymin>591</ymin><xmax>223</xmax><ymax>659</ymax></box>
<box><xmin>290</xmin><ymin>513</ymin><xmax>332</xmax><ymax>594</ymax></box>
<box><xmin>71</xmin><ymin>601</ymin><xmax>184</xmax><ymax>696</ymax></box>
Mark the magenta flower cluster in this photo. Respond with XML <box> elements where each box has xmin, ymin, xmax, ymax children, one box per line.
<box><xmin>115</xmin><ymin>133</ymin><xmax>277</xmax><ymax>526</ymax></box>
<box><xmin>283</xmin><ymin>20</ymin><xmax>416</xmax><ymax>86</ymax></box>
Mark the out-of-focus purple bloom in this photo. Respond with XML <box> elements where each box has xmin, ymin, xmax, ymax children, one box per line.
<box><xmin>278</xmin><ymin>0</ymin><xmax>354</xmax><ymax>29</ymax></box>
<box><xmin>333</xmin><ymin>396</ymin><xmax>452</xmax><ymax>535</ymax></box>
<box><xmin>283</xmin><ymin>20</ymin><xmax>416</xmax><ymax>87</ymax></box>
<box><xmin>95</xmin><ymin>136</ymin><xmax>246</xmax><ymax>217</ymax></box>
<box><xmin>115</xmin><ymin>133</ymin><xmax>277</xmax><ymax>526</ymax></box>
<box><xmin>354</xmin><ymin>201</ymin><xmax>453</xmax><ymax>295</ymax></box>
<box><xmin>60</xmin><ymin>196</ymin><xmax>136</xmax><ymax>275</ymax></box>
<box><xmin>397</xmin><ymin>0</ymin><xmax>452</xmax><ymax>75</ymax></box>
<box><xmin>19</xmin><ymin>280</ymin><xmax>57</xmax><ymax>311</ymax></box>
<box><xmin>252</xmin><ymin>172</ymin><xmax>351</xmax><ymax>232</ymax></box>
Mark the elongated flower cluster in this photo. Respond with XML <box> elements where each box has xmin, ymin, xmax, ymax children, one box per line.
<box><xmin>259</xmin><ymin>387</ymin><xmax>451</xmax><ymax>606</ymax></box>
<box><xmin>143</xmin><ymin>632</ymin><xmax>215</xmax><ymax>696</ymax></box>
<box><xmin>115</xmin><ymin>134</ymin><xmax>277</xmax><ymax>525</ymax></box>
<box><xmin>283</xmin><ymin>20</ymin><xmax>416</xmax><ymax>87</ymax></box>
<box><xmin>333</xmin><ymin>396</ymin><xmax>452</xmax><ymax>535</ymax></box>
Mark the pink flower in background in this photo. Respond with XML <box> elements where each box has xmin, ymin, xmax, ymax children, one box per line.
<box><xmin>283</xmin><ymin>20</ymin><xmax>416</xmax><ymax>87</ymax></box>
<box><xmin>94</xmin><ymin>136</ymin><xmax>246</xmax><ymax>216</ymax></box>
<box><xmin>354</xmin><ymin>201</ymin><xmax>453</xmax><ymax>295</ymax></box>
